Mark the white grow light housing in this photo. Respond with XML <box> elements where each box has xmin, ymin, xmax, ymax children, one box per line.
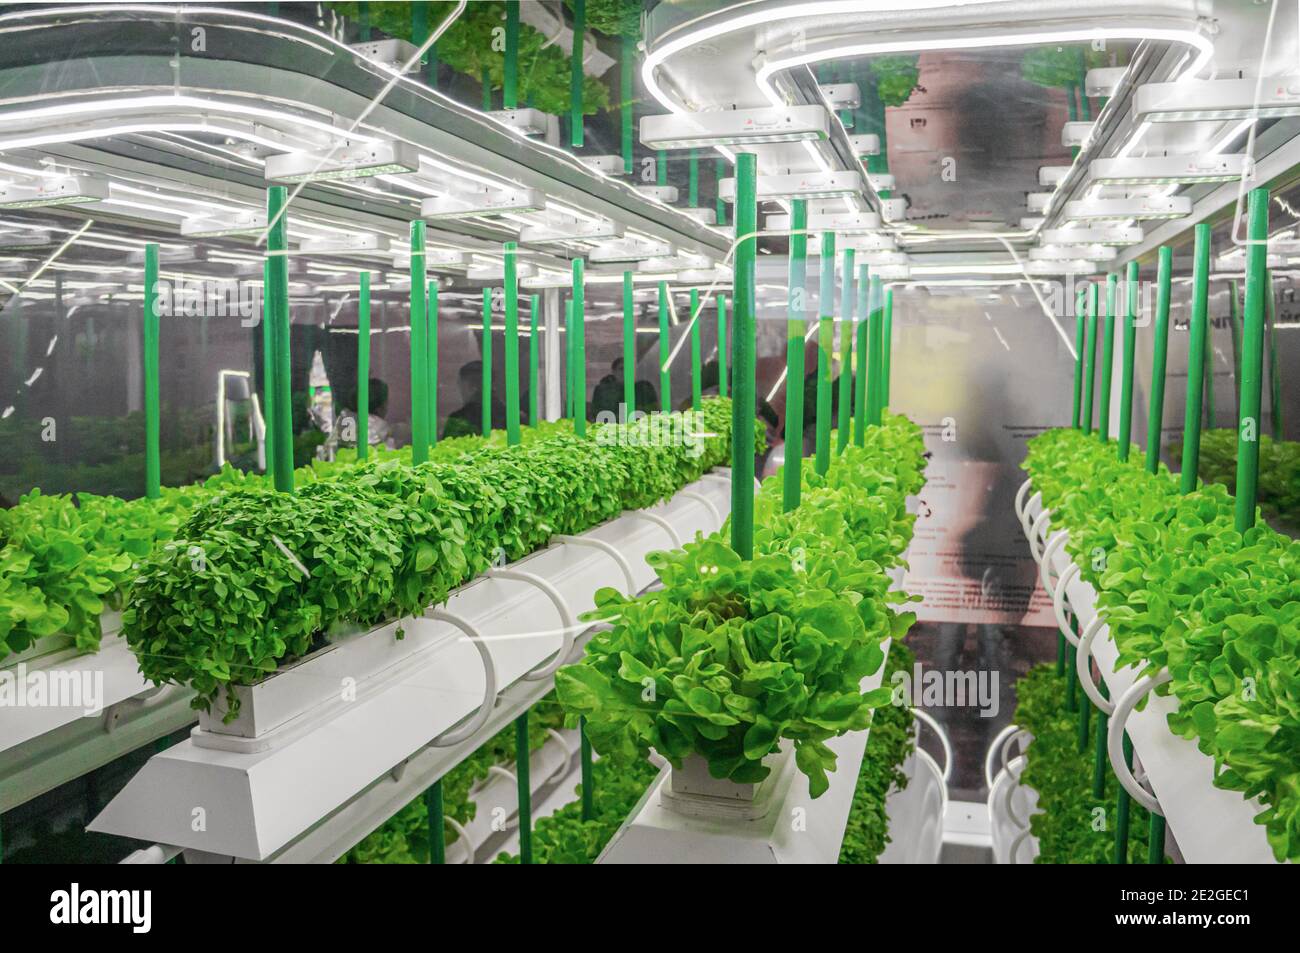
<box><xmin>872</xmin><ymin>264</ymin><xmax>910</xmax><ymax>280</ymax></box>
<box><xmin>718</xmin><ymin>170</ymin><xmax>859</xmax><ymax>203</ymax></box>
<box><xmin>640</xmin><ymin>105</ymin><xmax>830</xmax><ymax>149</ymax></box>
<box><xmin>682</xmin><ymin>207</ymin><xmax>717</xmax><ymax>225</ymax></box>
<box><xmin>806</xmin><ymin>233</ymin><xmax>898</xmax><ymax>255</ymax></box>
<box><xmin>1039</xmin><ymin>166</ymin><xmax>1072</xmax><ymax>187</ymax></box>
<box><xmin>1063</xmin><ymin>195</ymin><xmax>1191</xmax><ymax>222</ymax></box>
<box><xmin>766</xmin><ymin>210</ymin><xmax>883</xmax><ymax>234</ymax></box>
<box><xmin>878</xmin><ymin>199</ymin><xmax>907</xmax><ymax>223</ymax></box>
<box><xmin>849</xmin><ymin>133</ymin><xmax>881</xmax><ymax>157</ymax></box>
<box><xmin>1084</xmin><ymin>154</ymin><xmax>1249</xmax><ymax>187</ymax></box>
<box><xmin>1041</xmin><ymin>225</ymin><xmax>1143</xmax><ymax>246</ymax></box>
<box><xmin>590</xmin><ymin>238</ymin><xmax>674</xmax><ymax>263</ymax></box>
<box><xmin>1024</xmin><ymin>259</ymin><xmax>1101</xmax><ymax>276</ymax></box>
<box><xmin>0</xmin><ymin>174</ymin><xmax>109</xmax><ymax>209</ymax></box>
<box><xmin>578</xmin><ymin>154</ymin><xmax>625</xmax><ymax>175</ymax></box>
<box><xmin>1029</xmin><ymin>244</ymin><xmax>1117</xmax><ymax>262</ymax></box>
<box><xmin>636</xmin><ymin>184</ymin><xmax>679</xmax><ymax>203</ymax></box>
<box><xmin>421</xmin><ymin>187</ymin><xmax>545</xmax><ymax>220</ymax></box>
<box><xmin>1027</xmin><ymin>192</ymin><xmax>1055</xmax><ymax>213</ymax></box>
<box><xmin>819</xmin><ymin>83</ymin><xmax>861</xmax><ymax>109</ymax></box>
<box><xmin>519</xmin><ymin>218</ymin><xmax>624</xmax><ymax>243</ymax></box>
<box><xmin>1134</xmin><ymin>77</ymin><xmax>1300</xmax><ymax>122</ymax></box>
<box><xmin>1062</xmin><ymin>121</ymin><xmax>1095</xmax><ymax>149</ymax></box>
<box><xmin>1085</xmin><ymin>67</ymin><xmax>1128</xmax><ymax>98</ymax></box>
<box><xmin>298</xmin><ymin>233</ymin><xmax>385</xmax><ymax>254</ymax></box>
<box><xmin>264</xmin><ymin>140</ymin><xmax>418</xmax><ymax>183</ymax></box>
<box><xmin>181</xmin><ymin>209</ymin><xmax>267</xmax><ymax>238</ymax></box>
<box><xmin>488</xmin><ymin>108</ymin><xmax>557</xmax><ymax>138</ymax></box>
<box><xmin>858</xmin><ymin>250</ymin><xmax>909</xmax><ymax>267</ymax></box>
<box><xmin>466</xmin><ymin>261</ymin><xmax>538</xmax><ymax>282</ymax></box>
<box><xmin>867</xmin><ymin>173</ymin><xmax>895</xmax><ymax>191</ymax></box>
<box><xmin>1020</xmin><ymin>216</ymin><xmax>1045</xmax><ymax>230</ymax></box>
<box><xmin>638</xmin><ymin>253</ymin><xmax>711</xmax><ymax>274</ymax></box>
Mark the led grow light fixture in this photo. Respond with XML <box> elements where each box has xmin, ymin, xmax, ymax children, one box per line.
<box><xmin>638</xmin><ymin>253</ymin><xmax>712</xmax><ymax>274</ymax></box>
<box><xmin>1086</xmin><ymin>67</ymin><xmax>1128</xmax><ymax>98</ymax></box>
<box><xmin>488</xmin><ymin>108</ymin><xmax>557</xmax><ymax>137</ymax></box>
<box><xmin>1038</xmin><ymin>166</ymin><xmax>1071</xmax><ymax>188</ymax></box>
<box><xmin>868</xmin><ymin>173</ymin><xmax>895</xmax><ymax>191</ymax></box>
<box><xmin>590</xmin><ymin>238</ymin><xmax>674</xmax><ymax>263</ymax></box>
<box><xmin>1029</xmin><ymin>244</ymin><xmax>1117</xmax><ymax>262</ymax></box>
<box><xmin>264</xmin><ymin>140</ymin><xmax>419</xmax><ymax>183</ymax></box>
<box><xmin>298</xmin><ymin>233</ymin><xmax>385</xmax><ymax>254</ymax></box>
<box><xmin>578</xmin><ymin>155</ymin><xmax>625</xmax><ymax>175</ymax></box>
<box><xmin>683</xmin><ymin>207</ymin><xmax>717</xmax><ymax>225</ymax></box>
<box><xmin>818</xmin><ymin>83</ymin><xmax>861</xmax><ymax>109</ymax></box>
<box><xmin>1134</xmin><ymin>77</ymin><xmax>1300</xmax><ymax>123</ymax></box>
<box><xmin>679</xmin><ymin>266</ymin><xmax>732</xmax><ymax>284</ymax></box>
<box><xmin>0</xmin><ymin>175</ymin><xmax>109</xmax><ymax>209</ymax></box>
<box><xmin>872</xmin><ymin>264</ymin><xmax>910</xmax><ymax>280</ymax></box>
<box><xmin>0</xmin><ymin>229</ymin><xmax>53</xmax><ymax>248</ymax></box>
<box><xmin>1041</xmin><ymin>225</ymin><xmax>1143</xmax><ymax>246</ymax></box>
<box><xmin>519</xmin><ymin>219</ymin><xmax>624</xmax><ymax>243</ymax></box>
<box><xmin>421</xmin><ymin>187</ymin><xmax>546</xmax><ymax>220</ymax></box>
<box><xmin>1085</xmin><ymin>154</ymin><xmax>1249</xmax><ymax>186</ymax></box>
<box><xmin>808</xmin><ymin>232</ymin><xmax>897</xmax><ymax>254</ymax></box>
<box><xmin>719</xmin><ymin>170</ymin><xmax>859</xmax><ymax>203</ymax></box>
<box><xmin>849</xmin><ymin>134</ymin><xmax>881</xmax><ymax>157</ymax></box>
<box><xmin>858</xmin><ymin>250</ymin><xmax>908</xmax><ymax>267</ymax></box>
<box><xmin>1062</xmin><ymin>121</ymin><xmax>1095</xmax><ymax>149</ymax></box>
<box><xmin>1027</xmin><ymin>192</ymin><xmax>1054</xmax><ymax>213</ymax></box>
<box><xmin>467</xmin><ymin>262</ymin><xmax>537</xmax><ymax>282</ymax></box>
<box><xmin>1020</xmin><ymin>216</ymin><xmax>1045</xmax><ymax>230</ymax></box>
<box><xmin>766</xmin><ymin>210</ymin><xmax>882</xmax><ymax>233</ymax></box>
<box><xmin>879</xmin><ymin>199</ymin><xmax>907</xmax><ymax>222</ymax></box>
<box><xmin>637</xmin><ymin>185</ymin><xmax>679</xmax><ymax>203</ymax></box>
<box><xmin>1063</xmin><ymin>196</ymin><xmax>1191</xmax><ymax>222</ymax></box>
<box><xmin>640</xmin><ymin>105</ymin><xmax>831</xmax><ymax>150</ymax></box>
<box><xmin>1024</xmin><ymin>259</ymin><xmax>1101</xmax><ymax>276</ymax></box>
<box><xmin>180</xmin><ymin>210</ymin><xmax>268</xmax><ymax>238</ymax></box>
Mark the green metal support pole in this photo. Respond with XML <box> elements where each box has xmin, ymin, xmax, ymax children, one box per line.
<box><xmin>1076</xmin><ymin>660</ymin><xmax>1091</xmax><ymax>751</ymax></box>
<box><xmin>657</xmin><ymin>151</ymin><xmax>667</xmax><ymax>186</ymax></box>
<box><xmin>1082</xmin><ymin>283</ymin><xmax>1097</xmax><ymax>435</ymax></box>
<box><xmin>1099</xmin><ymin>273</ymin><xmax>1116</xmax><ymax>443</ymax></box>
<box><xmin>425</xmin><ymin>780</ymin><xmax>445</xmax><ymax>864</ymax></box>
<box><xmin>569</xmin><ymin>0</ymin><xmax>585</xmax><ymax>148</ymax></box>
<box><xmin>1092</xmin><ymin>676</ymin><xmax>1109</xmax><ymax>796</ymax></box>
<box><xmin>717</xmin><ymin>293</ymin><xmax>728</xmax><ymax>398</ymax></box>
<box><xmin>731</xmin><ymin>152</ymin><xmax>758</xmax><ymax>558</ymax></box>
<box><xmin>1071</xmin><ymin>290</ymin><xmax>1085</xmax><ymax>429</ymax></box>
<box><xmin>868</xmin><ymin>276</ymin><xmax>884</xmax><ymax>426</ymax></box>
<box><xmin>837</xmin><ymin>247</ymin><xmax>855</xmax><ymax>454</ymax></box>
<box><xmin>262</xmin><ymin>259</ymin><xmax>275</xmax><ymax>472</ymax></box>
<box><xmin>1229</xmin><ymin>280</ymin><xmax>1242</xmax><ymax>425</ymax></box>
<box><xmin>427</xmin><ymin>279</ymin><xmax>438</xmax><ymax>447</ymax></box>
<box><xmin>1117</xmin><ymin>261</ymin><xmax>1138</xmax><ymax>461</ymax></box>
<box><xmin>620</xmin><ymin>32</ymin><xmax>634</xmax><ymax>174</ymax></box>
<box><xmin>815</xmin><ymin>232</ymin><xmax>835</xmax><ymax>475</ymax></box>
<box><xmin>882</xmin><ymin>289</ymin><xmax>893</xmax><ymax>409</ymax></box>
<box><xmin>504</xmin><ymin>243</ymin><xmax>521</xmax><ymax>446</ymax></box>
<box><xmin>1267</xmin><ymin>268</ymin><xmax>1282</xmax><ymax>440</ymax></box>
<box><xmin>572</xmin><ymin>259</ymin><xmax>586</xmax><ymax>435</ymax></box>
<box><xmin>623</xmin><ymin>271</ymin><xmax>635</xmax><ymax>416</ymax></box>
<box><xmin>407</xmin><ymin>220</ymin><xmax>430</xmax><ymax>464</ymax></box>
<box><xmin>357</xmin><ymin>271</ymin><xmax>371</xmax><ymax>460</ymax></box>
<box><xmin>690</xmin><ymin>289</ymin><xmax>702</xmax><ymax>411</ymax></box>
<box><xmin>658</xmin><ymin>281</ymin><xmax>671</xmax><ymax>411</ymax></box>
<box><xmin>1115</xmin><ymin>734</ymin><xmax>1134</xmax><ymax>864</ymax></box>
<box><xmin>579</xmin><ymin>716</ymin><xmax>594</xmax><ymax>820</ymax></box>
<box><xmin>1236</xmin><ymin>187</ymin><xmax>1269</xmax><ymax>534</ymax></box>
<box><xmin>1203</xmin><ymin>323</ymin><xmax>1216</xmax><ymax>429</ymax></box>
<box><xmin>1066</xmin><ymin>644</ymin><xmax>1077</xmax><ymax>711</ymax></box>
<box><xmin>782</xmin><ymin>200</ymin><xmax>808</xmax><ymax>512</ymax></box>
<box><xmin>514</xmin><ymin>709</ymin><xmax>532</xmax><ymax>863</ymax></box>
<box><xmin>143</xmin><ymin>243</ymin><xmax>160</xmax><ymax>499</ymax></box>
<box><xmin>1181</xmin><ymin>223</ymin><xmax>1212</xmax><ymax>494</ymax></box>
<box><xmin>689</xmin><ymin>149</ymin><xmax>699</xmax><ymax>207</ymax></box>
<box><xmin>528</xmin><ymin>294</ymin><xmax>540</xmax><ymax>428</ymax></box>
<box><xmin>1145</xmin><ymin>248</ymin><xmax>1172</xmax><ymax>474</ymax></box>
<box><xmin>565</xmin><ymin>298</ymin><xmax>574</xmax><ymax>420</ymax></box>
<box><xmin>481</xmin><ymin>288</ymin><xmax>493</xmax><ymax>437</ymax></box>
<box><xmin>267</xmin><ymin>186</ymin><xmax>295</xmax><ymax>490</ymax></box>
<box><xmin>715</xmin><ymin>157</ymin><xmax>727</xmax><ymax>226</ymax></box>
<box><xmin>854</xmin><ymin>265</ymin><xmax>869</xmax><ymax>446</ymax></box>
<box><xmin>503</xmin><ymin>1</ymin><xmax>519</xmax><ymax>109</ymax></box>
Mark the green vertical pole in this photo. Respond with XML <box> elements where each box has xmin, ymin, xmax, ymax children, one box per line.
<box><xmin>1145</xmin><ymin>248</ymin><xmax>1172</xmax><ymax>474</ymax></box>
<box><xmin>657</xmin><ymin>151</ymin><xmax>667</xmax><ymax>186</ymax></box>
<box><xmin>427</xmin><ymin>280</ymin><xmax>438</xmax><ymax>447</ymax></box>
<box><xmin>482</xmin><ymin>67</ymin><xmax>492</xmax><ymax>111</ymax></box>
<box><xmin>717</xmin><ymin>294</ymin><xmax>728</xmax><ymax>397</ymax></box>
<box><xmin>504</xmin><ymin>243</ymin><xmax>521</xmax><ymax>445</ymax></box>
<box><xmin>1092</xmin><ymin>677</ymin><xmax>1109</xmax><ymax>795</ymax></box>
<box><xmin>358</xmin><ymin>0</ymin><xmax>371</xmax><ymax>40</ymax></box>
<box><xmin>854</xmin><ymin>265</ymin><xmax>869</xmax><ymax>446</ymax></box>
<box><xmin>620</xmin><ymin>32</ymin><xmax>634</xmax><ymax>175</ymax></box>
<box><xmin>1181</xmin><ymin>224</ymin><xmax>1212</xmax><ymax>493</ymax></box>
<box><xmin>407</xmin><ymin>220</ymin><xmax>430</xmax><ymax>464</ymax></box>
<box><xmin>1082</xmin><ymin>284</ymin><xmax>1097</xmax><ymax>435</ymax></box>
<box><xmin>143</xmin><ymin>243</ymin><xmax>161</xmax><ymax>499</ymax></box>
<box><xmin>572</xmin><ymin>259</ymin><xmax>586</xmax><ymax>435</ymax></box>
<box><xmin>689</xmin><ymin>289</ymin><xmax>702</xmax><ymax>410</ymax></box>
<box><xmin>836</xmin><ymin>248</ymin><xmax>855</xmax><ymax>453</ymax></box>
<box><xmin>1099</xmin><ymin>273</ymin><xmax>1116</xmax><ymax>442</ymax></box>
<box><xmin>579</xmin><ymin>716</ymin><xmax>594</xmax><ymax>821</ymax></box>
<box><xmin>622</xmin><ymin>271</ymin><xmax>635</xmax><ymax>416</ymax></box>
<box><xmin>1066</xmin><ymin>81</ymin><xmax>1079</xmax><ymax>161</ymax></box>
<box><xmin>569</xmin><ymin>0</ymin><xmax>585</xmax><ymax>148</ymax></box>
<box><xmin>425</xmin><ymin>780</ymin><xmax>445</xmax><ymax>864</ymax></box>
<box><xmin>1071</xmin><ymin>289</ymin><xmax>1085</xmax><ymax>429</ymax></box>
<box><xmin>266</xmin><ymin>186</ymin><xmax>295</xmax><ymax>491</ymax></box>
<box><xmin>1236</xmin><ymin>187</ymin><xmax>1269</xmax><ymax>533</ymax></box>
<box><xmin>514</xmin><ymin>709</ymin><xmax>532</xmax><ymax>864</ymax></box>
<box><xmin>262</xmin><ymin>259</ymin><xmax>275</xmax><ymax>472</ymax></box>
<box><xmin>1076</xmin><ymin>663</ymin><xmax>1090</xmax><ymax>751</ymax></box>
<box><xmin>1117</xmin><ymin>261</ymin><xmax>1138</xmax><ymax>461</ymax></box>
<box><xmin>357</xmin><ymin>271</ymin><xmax>371</xmax><ymax>460</ymax></box>
<box><xmin>658</xmin><ymin>281</ymin><xmax>671</xmax><ymax>411</ymax></box>
<box><xmin>882</xmin><ymin>289</ymin><xmax>893</xmax><ymax>409</ymax></box>
<box><xmin>1229</xmin><ymin>280</ymin><xmax>1242</xmax><ymax>425</ymax></box>
<box><xmin>731</xmin><ymin>151</ymin><xmax>758</xmax><ymax>559</ymax></box>
<box><xmin>481</xmin><ymin>288</ymin><xmax>492</xmax><ymax>437</ymax></box>
<box><xmin>782</xmin><ymin>200</ymin><xmax>808</xmax><ymax>512</ymax></box>
<box><xmin>1114</xmin><ymin>734</ymin><xmax>1133</xmax><ymax>864</ymax></box>
<box><xmin>688</xmin><ymin>149</ymin><xmax>699</xmax><ymax>206</ymax></box>
<box><xmin>503</xmin><ymin>1</ymin><xmax>519</xmax><ymax>109</ymax></box>
<box><xmin>715</xmin><ymin>157</ymin><xmax>727</xmax><ymax>226</ymax></box>
<box><xmin>868</xmin><ymin>276</ymin><xmax>884</xmax><ymax>426</ymax></box>
<box><xmin>528</xmin><ymin>294</ymin><xmax>540</xmax><ymax>428</ymax></box>
<box><xmin>815</xmin><ymin>232</ymin><xmax>835</xmax><ymax>474</ymax></box>
<box><xmin>1267</xmin><ymin>269</ymin><xmax>1282</xmax><ymax>440</ymax></box>
<box><xmin>565</xmin><ymin>298</ymin><xmax>575</xmax><ymax>420</ymax></box>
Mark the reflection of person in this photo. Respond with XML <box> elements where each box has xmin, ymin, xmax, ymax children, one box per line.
<box><xmin>444</xmin><ymin>360</ymin><xmax>505</xmax><ymax>439</ymax></box>
<box><xmin>326</xmin><ymin>377</ymin><xmax>392</xmax><ymax>453</ymax></box>
<box><xmin>590</xmin><ymin>357</ymin><xmax>657</xmax><ymax>419</ymax></box>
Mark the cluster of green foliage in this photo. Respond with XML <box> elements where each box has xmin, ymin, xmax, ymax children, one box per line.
<box><xmin>558</xmin><ymin>413</ymin><xmax>926</xmax><ymax>797</ymax></box>
<box><xmin>1169</xmin><ymin>428</ymin><xmax>1300</xmax><ymax>528</ymax></box>
<box><xmin>341</xmin><ymin>695</ymin><xmax>568</xmax><ymax>864</ymax></box>
<box><xmin>124</xmin><ymin>400</ymin><xmax>753</xmax><ymax>716</ymax></box>
<box><xmin>870</xmin><ymin>56</ymin><xmax>921</xmax><ymax>108</ymax></box>
<box><xmin>1024</xmin><ymin>427</ymin><xmax>1300</xmax><ymax>861</ymax></box>
<box><xmin>329</xmin><ymin>2</ymin><xmax>610</xmax><ymax>115</ymax></box>
<box><xmin>838</xmin><ymin>641</ymin><xmax>916</xmax><ymax>864</ymax></box>
<box><xmin>1014</xmin><ymin>664</ymin><xmax>1158</xmax><ymax>863</ymax></box>
<box><xmin>1020</xmin><ymin>46</ymin><xmax>1109</xmax><ymax>89</ymax></box>
<box><xmin>568</xmin><ymin>0</ymin><xmax>639</xmax><ymax>37</ymax></box>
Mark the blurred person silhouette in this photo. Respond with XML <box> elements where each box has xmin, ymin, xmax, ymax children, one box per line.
<box><xmin>444</xmin><ymin>360</ymin><xmax>505</xmax><ymax>439</ymax></box>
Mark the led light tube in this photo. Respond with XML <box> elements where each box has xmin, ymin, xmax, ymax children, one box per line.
<box><xmin>264</xmin><ymin>140</ymin><xmax>419</xmax><ymax>182</ymax></box>
<box><xmin>640</xmin><ymin>105</ymin><xmax>831</xmax><ymax>150</ymax></box>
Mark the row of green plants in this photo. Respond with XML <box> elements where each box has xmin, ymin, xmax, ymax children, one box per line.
<box><xmin>123</xmin><ymin>400</ymin><xmax>750</xmax><ymax>716</ymax></box>
<box><xmin>1023</xmin><ymin>427</ymin><xmax>1300</xmax><ymax>862</ymax></box>
<box><xmin>1169</xmin><ymin>428</ymin><xmax>1300</xmax><ymax>528</ymax></box>
<box><xmin>0</xmin><ymin>417</ymin><xmax>575</xmax><ymax>663</ymax></box>
<box><xmin>1013</xmin><ymin>664</ymin><xmax>1158</xmax><ymax>863</ymax></box>
<box><xmin>557</xmin><ymin>412</ymin><xmax>926</xmax><ymax>798</ymax></box>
